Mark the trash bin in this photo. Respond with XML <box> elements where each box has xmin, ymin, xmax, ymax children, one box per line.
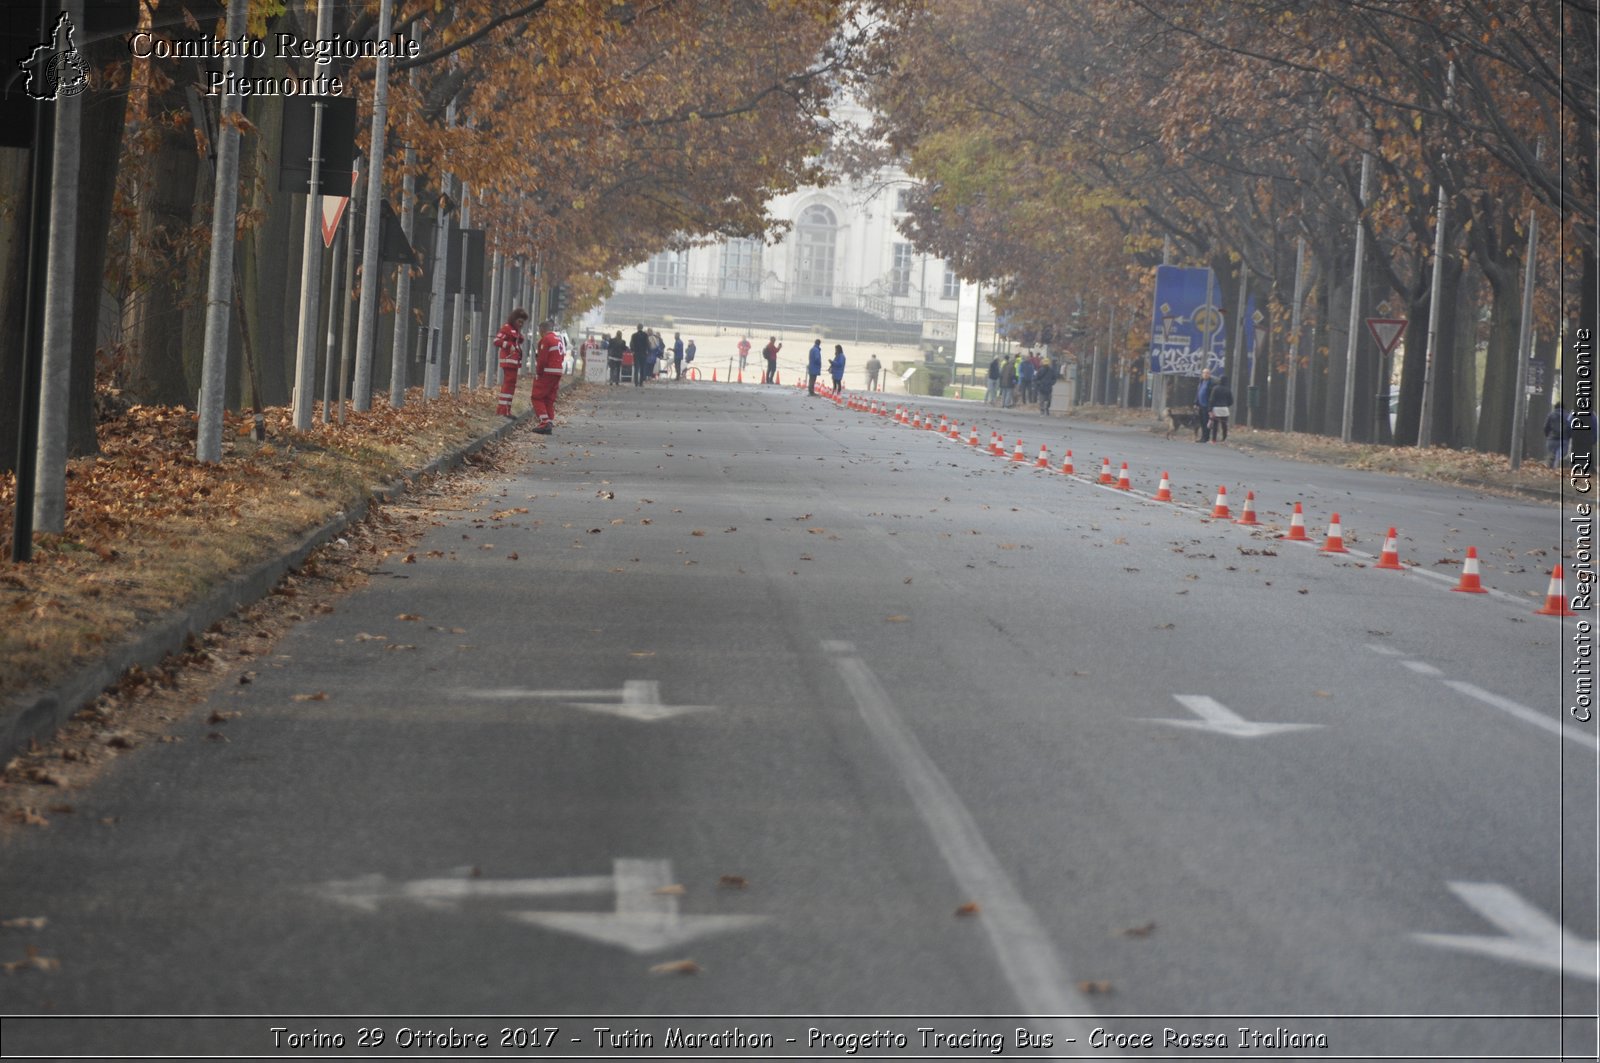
<box><xmin>1248</xmin><ymin>385</ymin><xmax>1261</xmax><ymax>409</ymax></box>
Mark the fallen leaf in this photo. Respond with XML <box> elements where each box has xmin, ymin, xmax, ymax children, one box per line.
<box><xmin>630</xmin><ymin>650</ymin><xmax>656</xmax><ymax>658</ymax></box>
<box><xmin>1313</xmin><ymin>690</ymin><xmax>1332</xmax><ymax>698</ymax></box>
<box><xmin>653</xmin><ymin>884</ymin><xmax>686</xmax><ymax>896</ymax></box>
<box><xmin>954</xmin><ymin>902</ymin><xmax>981</xmax><ymax>917</ymax></box>
<box><xmin>1116</xmin><ymin>921</ymin><xmax>1157</xmax><ymax>938</ymax></box>
<box><xmin>691</xmin><ymin>530</ymin><xmax>707</xmax><ymax>537</ymax></box>
<box><xmin>885</xmin><ymin>615</ymin><xmax>909</xmax><ymax>623</ymax></box>
<box><xmin>291</xmin><ymin>692</ymin><xmax>327</xmax><ymax>702</ymax></box>
<box><xmin>0</xmin><ymin>918</ymin><xmax>47</xmax><ymax>930</ymax></box>
<box><xmin>2</xmin><ymin>945</ymin><xmax>60</xmax><ymax>973</ymax></box>
<box><xmin>206</xmin><ymin>732</ymin><xmax>229</xmax><ymax>742</ymax></box>
<box><xmin>1077</xmin><ymin>980</ymin><xmax>1114</xmax><ymax>994</ymax></box>
<box><xmin>507</xmin><ymin>553</ymin><xmax>519</xmax><ymax>561</ymax></box>
<box><xmin>396</xmin><ymin>613</ymin><xmax>423</xmax><ymax>622</ymax></box>
<box><xmin>649</xmin><ymin>959</ymin><xmax>701</xmax><ymax>976</ymax></box>
<box><xmin>717</xmin><ymin>874</ymin><xmax>749</xmax><ymax>890</ymax></box>
<box><xmin>207</xmin><ymin>710</ymin><xmax>239</xmax><ymax>725</ymax></box>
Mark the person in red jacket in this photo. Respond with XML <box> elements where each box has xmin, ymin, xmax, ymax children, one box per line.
<box><xmin>494</xmin><ymin>308</ymin><xmax>529</xmax><ymax>416</ymax></box>
<box><xmin>530</xmin><ymin>318</ymin><xmax>564</xmax><ymax>433</ymax></box>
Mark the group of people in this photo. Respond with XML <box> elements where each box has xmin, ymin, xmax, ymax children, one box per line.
<box><xmin>805</xmin><ymin>339</ymin><xmax>849</xmax><ymax>396</ymax></box>
<box><xmin>493</xmin><ymin>308</ymin><xmax>564</xmax><ymax>433</ymax></box>
<box><xmin>602</xmin><ymin>326</ymin><xmax>699</xmax><ymax>385</ymax></box>
<box><xmin>1193</xmin><ymin>367</ymin><xmax>1234</xmax><ymax>443</ymax></box>
<box><xmin>986</xmin><ymin>351</ymin><xmax>1059</xmax><ymax>414</ymax></box>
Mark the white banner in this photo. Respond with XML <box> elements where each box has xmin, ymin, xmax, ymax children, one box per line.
<box><xmin>954</xmin><ymin>280</ymin><xmax>981</xmax><ymax>366</ymax></box>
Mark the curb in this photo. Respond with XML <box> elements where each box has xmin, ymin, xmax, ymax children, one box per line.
<box><xmin>1</xmin><ymin>411</ymin><xmax>532</xmax><ymax>758</ymax></box>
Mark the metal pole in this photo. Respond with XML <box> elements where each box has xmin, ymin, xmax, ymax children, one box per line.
<box><xmin>1509</xmin><ymin>142</ymin><xmax>1542</xmax><ymax>469</ymax></box>
<box><xmin>1341</xmin><ymin>153</ymin><xmax>1371</xmax><ymax>444</ymax></box>
<box><xmin>350</xmin><ymin>0</ymin><xmax>394</xmax><ymax>412</ymax></box>
<box><xmin>1286</xmin><ymin>236</ymin><xmax>1308</xmax><ymax>434</ymax></box>
<box><xmin>388</xmin><ymin>102</ymin><xmax>416</xmax><ymax>407</ymax></box>
<box><xmin>1418</xmin><ymin>62</ymin><xmax>1455</xmax><ymax>449</ymax></box>
<box><xmin>336</xmin><ymin>171</ymin><xmax>360</xmax><ymax>424</ymax></box>
<box><xmin>195</xmin><ymin>0</ymin><xmax>250</xmax><ymax>462</ymax></box>
<box><xmin>320</xmin><ymin>225</ymin><xmax>343</xmax><ymax>424</ymax></box>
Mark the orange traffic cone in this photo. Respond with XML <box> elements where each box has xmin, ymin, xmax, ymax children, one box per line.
<box><xmin>1035</xmin><ymin>443</ymin><xmax>1051</xmax><ymax>468</ymax></box>
<box><xmin>1154</xmin><ymin>471</ymin><xmax>1172</xmax><ymax>502</ymax></box>
<box><xmin>938</xmin><ymin>414</ymin><xmax>949</xmax><ymax>434</ymax></box>
<box><xmin>950</xmin><ymin>420</ymin><xmax>963</xmax><ymax>441</ymax></box>
<box><xmin>1281</xmin><ymin>502</ymin><xmax>1310</xmax><ymax>541</ymax></box>
<box><xmin>1099</xmin><ymin>458</ymin><xmax>1113</xmax><ymax>484</ymax></box>
<box><xmin>968</xmin><ymin>425</ymin><xmax>980</xmax><ymax>447</ymax></box>
<box><xmin>1535</xmin><ymin>565</ymin><xmax>1578</xmax><ymax>615</ymax></box>
<box><xmin>1319</xmin><ymin>513</ymin><xmax>1348</xmax><ymax>553</ymax></box>
<box><xmin>1451</xmin><ymin>547</ymin><xmax>1489</xmax><ymax>593</ymax></box>
<box><xmin>1375</xmin><ymin>528</ymin><xmax>1404</xmax><ymax>570</ymax></box>
<box><xmin>1211</xmin><ymin>486</ymin><xmax>1231</xmax><ymax>519</ymax></box>
<box><xmin>991</xmin><ymin>432</ymin><xmax>1004</xmax><ymax>456</ymax></box>
<box><xmin>1115</xmin><ymin>462</ymin><xmax>1131</xmax><ymax>490</ymax></box>
<box><xmin>1061</xmin><ymin>450</ymin><xmax>1075</xmax><ymax>475</ymax></box>
<box><xmin>1235</xmin><ymin>491</ymin><xmax>1260</xmax><ymax>526</ymax></box>
<box><xmin>1011</xmin><ymin>438</ymin><xmax>1027</xmax><ymax>462</ymax></box>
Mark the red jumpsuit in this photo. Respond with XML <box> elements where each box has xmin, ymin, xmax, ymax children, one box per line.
<box><xmin>530</xmin><ymin>329</ymin><xmax>564</xmax><ymax>429</ymax></box>
<box><xmin>494</xmin><ymin>323</ymin><xmax>525</xmax><ymax>416</ymax></box>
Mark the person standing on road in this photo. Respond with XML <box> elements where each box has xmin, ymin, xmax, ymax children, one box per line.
<box><xmin>1195</xmin><ymin>367</ymin><xmax>1215</xmax><ymax>442</ymax></box>
<box><xmin>1019</xmin><ymin>352</ymin><xmax>1036</xmax><ymax>405</ymax></box>
<box><xmin>986</xmin><ymin>355</ymin><xmax>1000</xmax><ymax>405</ymax></box>
<box><xmin>648</xmin><ymin>330</ymin><xmax>665</xmax><ymax>380</ymax></box>
<box><xmin>1207</xmin><ymin>372</ymin><xmax>1233</xmax><ymax>443</ymax></box>
<box><xmin>684</xmin><ymin>337</ymin><xmax>697</xmax><ymax>376</ymax></box>
<box><xmin>672</xmin><ymin>332</ymin><xmax>685</xmax><ymax>380</ymax></box>
<box><xmin>1546</xmin><ymin>402</ymin><xmax>1573</xmax><ymax>467</ymax></box>
<box><xmin>629</xmin><ymin>324</ymin><xmax>651</xmax><ymax>388</ymax></box>
<box><xmin>1036</xmin><ymin>357</ymin><xmax>1057</xmax><ymax>415</ymax></box>
<box><xmin>606</xmin><ymin>330</ymin><xmax>626</xmax><ymax>386</ymax></box>
<box><xmin>762</xmin><ymin>336</ymin><xmax>782</xmax><ymax>384</ymax></box>
<box><xmin>737</xmin><ymin>336</ymin><xmax>751</xmax><ymax>374</ymax></box>
<box><xmin>494</xmin><ymin>308</ymin><xmax>530</xmax><ymax>416</ymax></box>
<box><xmin>829</xmin><ymin>344</ymin><xmax>846</xmax><ymax>394</ymax></box>
<box><xmin>866</xmin><ymin>354</ymin><xmax>882</xmax><ymax>391</ymax></box>
<box><xmin>807</xmin><ymin>338</ymin><xmax>823</xmax><ymax>395</ymax></box>
<box><xmin>999</xmin><ymin>354</ymin><xmax>1017</xmax><ymax>408</ymax></box>
<box><xmin>529</xmin><ymin>318</ymin><xmax>564</xmax><ymax>433</ymax></box>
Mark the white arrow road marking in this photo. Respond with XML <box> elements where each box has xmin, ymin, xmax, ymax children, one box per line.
<box><xmin>509</xmin><ymin>859</ymin><xmax>766</xmax><ymax>955</ymax></box>
<box><xmin>315</xmin><ymin>870</ymin><xmax>614</xmax><ymax>914</ymax></box>
<box><xmin>1413</xmin><ymin>882</ymin><xmax>1599</xmax><ymax>981</ymax></box>
<box><xmin>460</xmin><ymin>681</ymin><xmax>715</xmax><ymax>722</ymax></box>
<box><xmin>1142</xmin><ymin>695</ymin><xmax>1325</xmax><ymax>738</ymax></box>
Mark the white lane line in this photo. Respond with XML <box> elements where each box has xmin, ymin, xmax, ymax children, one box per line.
<box><xmin>1364</xmin><ymin>644</ymin><xmax>1405</xmax><ymax>657</ymax></box>
<box><xmin>832</xmin><ymin>648</ymin><xmax>1106</xmax><ymax>1054</ymax></box>
<box><xmin>1442</xmin><ymin>680</ymin><xmax>1599</xmax><ymax>753</ymax></box>
<box><xmin>1401</xmin><ymin>660</ymin><xmax>1444</xmax><ymax>676</ymax></box>
<box><xmin>1145</xmin><ymin>695</ymin><xmax>1324</xmax><ymax>739</ymax></box>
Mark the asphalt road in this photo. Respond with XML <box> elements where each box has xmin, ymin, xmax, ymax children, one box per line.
<box><xmin>2</xmin><ymin>381</ymin><xmax>1594</xmax><ymax>1061</ymax></box>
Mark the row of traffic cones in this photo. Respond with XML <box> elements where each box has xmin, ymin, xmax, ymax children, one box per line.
<box><xmin>837</xmin><ymin>394</ymin><xmax>1575</xmax><ymax>617</ymax></box>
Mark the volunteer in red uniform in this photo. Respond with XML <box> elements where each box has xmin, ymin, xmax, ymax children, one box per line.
<box><xmin>494</xmin><ymin>308</ymin><xmax>529</xmax><ymax>416</ymax></box>
<box><xmin>530</xmin><ymin>318</ymin><xmax>564</xmax><ymax>434</ymax></box>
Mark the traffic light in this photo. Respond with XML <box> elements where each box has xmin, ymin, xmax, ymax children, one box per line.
<box><xmin>550</xmin><ymin>283</ymin><xmax>570</xmax><ymax>316</ymax></box>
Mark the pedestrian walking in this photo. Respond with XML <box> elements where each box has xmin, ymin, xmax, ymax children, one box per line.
<box><xmin>1208</xmin><ymin>373</ymin><xmax>1233</xmax><ymax>442</ymax></box>
<box><xmin>807</xmin><ymin>338</ymin><xmax>823</xmax><ymax>395</ymax></box>
<box><xmin>763</xmin><ymin>336</ymin><xmax>782</xmax><ymax>383</ymax></box>
<box><xmin>1036</xmin><ymin>358</ymin><xmax>1057</xmax><ymax>415</ymax></box>
<box><xmin>986</xmin><ymin>356</ymin><xmax>1000</xmax><ymax>405</ymax></box>
<box><xmin>494</xmin><ymin>308</ymin><xmax>529</xmax><ymax>416</ymax></box>
<box><xmin>1546</xmin><ymin>402</ymin><xmax>1573</xmax><ymax>468</ymax></box>
<box><xmin>737</xmin><ymin>336</ymin><xmax>751</xmax><ymax>373</ymax></box>
<box><xmin>829</xmin><ymin>344</ymin><xmax>846</xmax><ymax>394</ymax></box>
<box><xmin>606</xmin><ymin>330</ymin><xmax>626</xmax><ymax>386</ymax></box>
<box><xmin>629</xmin><ymin>324</ymin><xmax>650</xmax><ymax>387</ymax></box>
<box><xmin>865</xmin><ymin>354</ymin><xmax>882</xmax><ymax>391</ymax></box>
<box><xmin>530</xmin><ymin>318</ymin><xmax>564</xmax><ymax>433</ymax></box>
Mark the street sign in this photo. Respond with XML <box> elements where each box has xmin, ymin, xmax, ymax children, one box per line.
<box><xmin>1149</xmin><ymin>265</ymin><xmax>1227</xmax><ymax>376</ymax></box>
<box><xmin>319</xmin><ymin>168</ymin><xmax>357</xmax><ymax>248</ymax></box>
<box><xmin>1366</xmin><ymin>317</ymin><xmax>1407</xmax><ymax>356</ymax></box>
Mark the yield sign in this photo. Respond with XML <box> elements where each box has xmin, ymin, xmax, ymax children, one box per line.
<box><xmin>320</xmin><ymin>168</ymin><xmax>357</xmax><ymax>247</ymax></box>
<box><xmin>1366</xmin><ymin>317</ymin><xmax>1407</xmax><ymax>355</ymax></box>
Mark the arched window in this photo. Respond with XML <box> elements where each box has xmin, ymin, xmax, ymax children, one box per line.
<box><xmin>795</xmin><ymin>204</ymin><xmax>837</xmax><ymax>302</ymax></box>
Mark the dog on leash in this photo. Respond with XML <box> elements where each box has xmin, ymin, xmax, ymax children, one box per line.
<box><xmin>1164</xmin><ymin>408</ymin><xmax>1205</xmax><ymax>440</ymax></box>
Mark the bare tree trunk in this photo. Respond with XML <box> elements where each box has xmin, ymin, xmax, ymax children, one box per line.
<box><xmin>0</xmin><ymin>149</ymin><xmax>32</xmax><ymax>474</ymax></box>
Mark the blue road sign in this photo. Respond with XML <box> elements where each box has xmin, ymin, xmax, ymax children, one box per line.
<box><xmin>1149</xmin><ymin>265</ymin><xmax>1227</xmax><ymax>377</ymax></box>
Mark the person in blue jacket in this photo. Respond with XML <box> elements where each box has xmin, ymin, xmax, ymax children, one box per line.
<box><xmin>1195</xmin><ymin>367</ymin><xmax>1215</xmax><ymax>443</ymax></box>
<box><xmin>807</xmin><ymin>339</ymin><xmax>823</xmax><ymax>395</ymax></box>
<box><xmin>828</xmin><ymin>344</ymin><xmax>846</xmax><ymax>394</ymax></box>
